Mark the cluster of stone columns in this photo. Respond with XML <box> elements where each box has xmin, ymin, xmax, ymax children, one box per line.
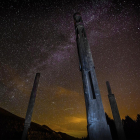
<box><xmin>21</xmin><ymin>76</ymin><xmax>126</xmax><ymax>140</ymax></box>
<box><xmin>20</xmin><ymin>13</ymin><xmax>126</xmax><ymax>140</ymax></box>
<box><xmin>73</xmin><ymin>12</ymin><xmax>126</xmax><ymax>140</ymax></box>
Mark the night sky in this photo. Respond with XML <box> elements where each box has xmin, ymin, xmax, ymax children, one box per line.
<box><xmin>0</xmin><ymin>0</ymin><xmax>140</xmax><ymax>138</ymax></box>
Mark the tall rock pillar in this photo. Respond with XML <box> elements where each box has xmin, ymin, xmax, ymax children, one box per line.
<box><xmin>21</xmin><ymin>73</ymin><xmax>40</xmax><ymax>140</ymax></box>
<box><xmin>106</xmin><ymin>81</ymin><xmax>126</xmax><ymax>140</ymax></box>
<box><xmin>73</xmin><ymin>12</ymin><xmax>112</xmax><ymax>140</ymax></box>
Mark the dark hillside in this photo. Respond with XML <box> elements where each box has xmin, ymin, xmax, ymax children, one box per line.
<box><xmin>0</xmin><ymin>107</ymin><xmax>81</xmax><ymax>140</ymax></box>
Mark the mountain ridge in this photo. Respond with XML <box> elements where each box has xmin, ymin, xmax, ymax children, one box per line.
<box><xmin>0</xmin><ymin>107</ymin><xmax>82</xmax><ymax>140</ymax></box>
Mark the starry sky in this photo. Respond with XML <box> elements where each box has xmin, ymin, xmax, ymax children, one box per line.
<box><xmin>0</xmin><ymin>0</ymin><xmax>140</xmax><ymax>138</ymax></box>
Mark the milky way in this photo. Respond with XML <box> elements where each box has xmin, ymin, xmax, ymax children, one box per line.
<box><xmin>0</xmin><ymin>0</ymin><xmax>140</xmax><ymax>138</ymax></box>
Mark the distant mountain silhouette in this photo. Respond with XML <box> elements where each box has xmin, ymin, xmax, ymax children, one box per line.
<box><xmin>1</xmin><ymin>107</ymin><xmax>140</xmax><ymax>140</ymax></box>
<box><xmin>0</xmin><ymin>107</ymin><xmax>81</xmax><ymax>140</ymax></box>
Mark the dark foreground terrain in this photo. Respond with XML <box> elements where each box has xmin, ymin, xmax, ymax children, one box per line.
<box><xmin>0</xmin><ymin>107</ymin><xmax>81</xmax><ymax>140</ymax></box>
<box><xmin>0</xmin><ymin>107</ymin><xmax>140</xmax><ymax>140</ymax></box>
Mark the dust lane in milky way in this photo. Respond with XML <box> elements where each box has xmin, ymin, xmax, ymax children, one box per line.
<box><xmin>0</xmin><ymin>0</ymin><xmax>140</xmax><ymax>138</ymax></box>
